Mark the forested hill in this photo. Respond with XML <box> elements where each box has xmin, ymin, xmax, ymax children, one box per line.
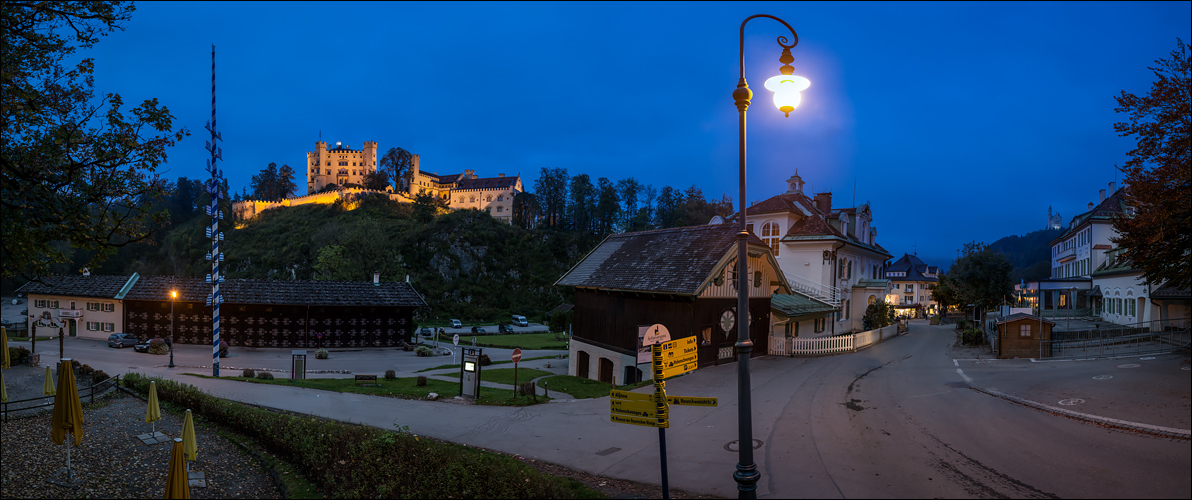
<box><xmin>987</xmin><ymin>227</ymin><xmax>1062</xmax><ymax>283</ymax></box>
<box><xmin>84</xmin><ymin>195</ymin><xmax>604</xmax><ymax>323</ymax></box>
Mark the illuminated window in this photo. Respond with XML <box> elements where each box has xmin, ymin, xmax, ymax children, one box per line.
<box><xmin>1019</xmin><ymin>325</ymin><xmax>1031</xmax><ymax>338</ymax></box>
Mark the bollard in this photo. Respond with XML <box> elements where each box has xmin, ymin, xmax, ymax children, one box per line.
<box><xmin>544</xmin><ymin>381</ymin><xmax>548</xmax><ymax>398</ymax></box>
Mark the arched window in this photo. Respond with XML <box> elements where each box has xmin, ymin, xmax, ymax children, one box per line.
<box><xmin>761</xmin><ymin>221</ymin><xmax>780</xmax><ymax>255</ymax></box>
<box><xmin>868</xmin><ymin>295</ymin><xmax>876</xmax><ymax>305</ymax></box>
<box><xmin>486</xmin><ymin>195</ymin><xmax>492</xmax><ymax>202</ymax></box>
<box><xmin>469</xmin><ymin>196</ymin><xmax>476</xmax><ymax>203</ymax></box>
<box><xmin>497</xmin><ymin>195</ymin><xmax>504</xmax><ymax>202</ymax></box>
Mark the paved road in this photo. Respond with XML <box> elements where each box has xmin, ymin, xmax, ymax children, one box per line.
<box><xmin>6</xmin><ymin>321</ymin><xmax>1188</xmax><ymax>498</ymax></box>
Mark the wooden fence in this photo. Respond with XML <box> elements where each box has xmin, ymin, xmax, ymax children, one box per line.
<box><xmin>769</xmin><ymin>323</ymin><xmax>903</xmax><ymax>356</ymax></box>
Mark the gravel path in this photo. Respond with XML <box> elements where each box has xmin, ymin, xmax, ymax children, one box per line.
<box><xmin>1</xmin><ymin>389</ymin><xmax>279</xmax><ymax>499</ymax></box>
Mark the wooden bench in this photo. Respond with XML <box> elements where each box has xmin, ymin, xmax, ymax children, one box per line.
<box><xmin>354</xmin><ymin>375</ymin><xmax>379</xmax><ymax>386</ymax></box>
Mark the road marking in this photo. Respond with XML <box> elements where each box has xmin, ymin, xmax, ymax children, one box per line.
<box><xmin>975</xmin><ymin>387</ymin><xmax>1192</xmax><ymax>438</ymax></box>
<box><xmin>955</xmin><ymin>368</ymin><xmax>973</xmax><ymax>384</ymax></box>
<box><xmin>1183</xmin><ymin>366</ymin><xmax>1190</xmax><ymax>371</ymax></box>
<box><xmin>1092</xmin><ymin>375</ymin><xmax>1113</xmax><ymax>380</ymax></box>
<box><xmin>1117</xmin><ymin>364</ymin><xmax>1141</xmax><ymax>369</ymax></box>
<box><xmin>952</xmin><ymin>359</ymin><xmax>959</xmax><ymax>367</ymax></box>
<box><xmin>1140</xmin><ymin>356</ymin><xmax>1156</xmax><ymax>360</ymax></box>
<box><xmin>1058</xmin><ymin>398</ymin><xmax>1085</xmax><ymax>406</ymax></box>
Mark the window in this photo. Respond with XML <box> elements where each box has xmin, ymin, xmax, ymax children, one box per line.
<box><xmin>843</xmin><ymin>300</ymin><xmax>850</xmax><ymax>320</ymax></box>
<box><xmin>87</xmin><ymin>302</ymin><xmax>97</xmax><ymax>311</ymax></box>
<box><xmin>104</xmin><ymin>303</ymin><xmax>114</xmax><ymax>312</ymax></box>
<box><xmin>469</xmin><ymin>196</ymin><xmax>476</xmax><ymax>203</ymax></box>
<box><xmin>761</xmin><ymin>221</ymin><xmax>781</xmax><ymax>255</ymax></box>
<box><xmin>486</xmin><ymin>195</ymin><xmax>492</xmax><ymax>202</ymax></box>
<box><xmin>87</xmin><ymin>322</ymin><xmax>97</xmax><ymax>331</ymax></box>
<box><xmin>497</xmin><ymin>195</ymin><xmax>504</xmax><ymax>202</ymax></box>
<box><xmin>103</xmin><ymin>323</ymin><xmax>114</xmax><ymax>332</ymax></box>
<box><xmin>814</xmin><ymin>318</ymin><xmax>825</xmax><ymax>333</ymax></box>
<box><xmin>893</xmin><ymin>283</ymin><xmax>900</xmax><ymax>289</ymax></box>
<box><xmin>1019</xmin><ymin>324</ymin><xmax>1031</xmax><ymax>338</ymax></box>
<box><xmin>701</xmin><ymin>326</ymin><xmax>712</xmax><ymax>345</ymax></box>
<box><xmin>907</xmin><ymin>284</ymin><xmax>914</xmax><ymax>293</ymax></box>
<box><xmin>496</xmin><ymin>206</ymin><xmax>503</xmax><ymax>213</ymax></box>
<box><xmin>51</xmin><ymin>300</ymin><xmax>59</xmax><ymax>309</ymax></box>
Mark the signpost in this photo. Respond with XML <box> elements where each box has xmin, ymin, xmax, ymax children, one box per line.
<box><xmin>608</xmin><ymin>325</ymin><xmax>717</xmax><ymax>500</ymax></box>
<box><xmin>452</xmin><ymin>334</ymin><xmax>460</xmax><ymax>365</ymax></box>
<box><xmin>511</xmin><ymin>348</ymin><xmax>523</xmax><ymax>399</ymax></box>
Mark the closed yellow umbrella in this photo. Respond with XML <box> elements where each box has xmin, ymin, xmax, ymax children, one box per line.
<box><xmin>165</xmin><ymin>437</ymin><xmax>191</xmax><ymax>499</ymax></box>
<box><xmin>181</xmin><ymin>409</ymin><xmax>197</xmax><ymax>462</ymax></box>
<box><xmin>146</xmin><ymin>380</ymin><xmax>162</xmax><ymax>434</ymax></box>
<box><xmin>2</xmin><ymin>326</ymin><xmax>10</xmax><ymax>369</ymax></box>
<box><xmin>43</xmin><ymin>365</ymin><xmax>56</xmax><ymax>395</ymax></box>
<box><xmin>50</xmin><ymin>358</ymin><xmax>84</xmax><ymax>481</ymax></box>
<box><xmin>2</xmin><ymin>372</ymin><xmax>8</xmax><ymax>403</ymax></box>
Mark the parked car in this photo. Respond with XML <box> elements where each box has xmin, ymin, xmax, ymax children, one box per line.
<box><xmin>498</xmin><ymin>324</ymin><xmax>515</xmax><ymax>334</ymax></box>
<box><xmin>107</xmin><ymin>333</ymin><xmax>138</xmax><ymax>349</ymax></box>
<box><xmin>134</xmin><ymin>338</ymin><xmax>152</xmax><ymax>353</ymax></box>
<box><xmin>512</xmin><ymin>314</ymin><xmax>529</xmax><ymax>327</ymax></box>
<box><xmin>419</xmin><ymin>327</ymin><xmax>433</xmax><ymax>338</ymax></box>
<box><xmin>450</xmin><ymin>319</ymin><xmax>462</xmax><ymax>328</ymax></box>
<box><xmin>471</xmin><ymin>326</ymin><xmax>486</xmax><ymax>334</ymax></box>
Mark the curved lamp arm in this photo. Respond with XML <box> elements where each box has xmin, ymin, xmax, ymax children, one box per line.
<box><xmin>739</xmin><ymin>14</ymin><xmax>799</xmax><ymax>79</ymax></box>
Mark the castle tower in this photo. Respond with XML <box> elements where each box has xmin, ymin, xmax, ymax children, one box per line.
<box><xmin>408</xmin><ymin>154</ymin><xmax>421</xmax><ymax>194</ymax></box>
<box><xmin>307</xmin><ymin>140</ymin><xmax>329</xmax><ymax>195</ymax></box>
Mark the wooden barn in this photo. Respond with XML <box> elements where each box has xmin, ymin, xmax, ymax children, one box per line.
<box><xmin>995</xmin><ymin>313</ymin><xmax>1054</xmax><ymax>359</ymax></box>
<box><xmin>555</xmin><ymin>223</ymin><xmax>790</xmax><ymax>385</ymax></box>
<box><xmin>121</xmin><ymin>275</ymin><xmax>427</xmax><ymax>348</ymax></box>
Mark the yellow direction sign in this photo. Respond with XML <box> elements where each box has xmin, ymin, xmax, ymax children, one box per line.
<box><xmin>659</xmin><ymin>336</ymin><xmax>697</xmax><ymax>355</ymax></box>
<box><xmin>611</xmin><ymin>413</ymin><xmax>668</xmax><ymax>428</ymax></box>
<box><xmin>611</xmin><ymin>398</ymin><xmax>666</xmax><ymax>415</ymax></box>
<box><xmin>666</xmin><ymin>395</ymin><xmax>718</xmax><ymax>407</ymax></box>
<box><xmin>609</xmin><ymin>389</ymin><xmax>655</xmax><ymax>402</ymax></box>
<box><xmin>657</xmin><ymin>360</ymin><xmax>698</xmax><ymax>379</ymax></box>
<box><xmin>610</xmin><ymin>406</ymin><xmax>667</xmax><ymax>419</ymax></box>
<box><xmin>656</xmin><ymin>351</ymin><xmax>699</xmax><ymax>369</ymax></box>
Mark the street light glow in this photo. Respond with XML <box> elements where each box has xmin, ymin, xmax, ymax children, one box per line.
<box><xmin>171</xmin><ymin>291</ymin><xmax>177</xmax><ymax>298</ymax></box>
<box><xmin>764</xmin><ymin>74</ymin><xmax>810</xmax><ymax>116</ymax></box>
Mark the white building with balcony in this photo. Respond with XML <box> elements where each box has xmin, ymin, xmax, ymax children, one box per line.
<box><xmin>16</xmin><ymin>273</ymin><xmax>138</xmax><ymax>340</ymax></box>
<box><xmin>883</xmin><ymin>253</ymin><xmax>941</xmax><ymax>318</ymax></box>
<box><xmin>740</xmin><ymin>172</ymin><xmax>892</xmax><ymax>335</ymax></box>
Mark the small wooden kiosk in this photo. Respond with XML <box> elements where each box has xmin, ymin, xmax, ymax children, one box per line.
<box><xmin>995</xmin><ymin>313</ymin><xmax>1054</xmax><ymax>359</ymax></box>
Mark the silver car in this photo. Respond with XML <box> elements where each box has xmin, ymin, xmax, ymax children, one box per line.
<box><xmin>107</xmin><ymin>333</ymin><xmax>137</xmax><ymax>348</ymax></box>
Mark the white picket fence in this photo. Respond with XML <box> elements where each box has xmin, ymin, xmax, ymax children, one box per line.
<box><xmin>769</xmin><ymin>324</ymin><xmax>902</xmax><ymax>356</ymax></box>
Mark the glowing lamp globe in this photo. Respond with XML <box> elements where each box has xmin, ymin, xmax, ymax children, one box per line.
<box><xmin>764</xmin><ymin>74</ymin><xmax>810</xmax><ymax>117</ymax></box>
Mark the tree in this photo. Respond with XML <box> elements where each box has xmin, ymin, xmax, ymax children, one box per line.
<box><xmin>379</xmin><ymin>147</ymin><xmax>414</xmax><ymax>191</ymax></box>
<box><xmin>616</xmin><ymin>178</ymin><xmax>641</xmax><ymax>231</ymax></box>
<box><xmin>276</xmin><ymin>164</ymin><xmax>297</xmax><ymax>199</ymax></box>
<box><xmin>862</xmin><ymin>298</ymin><xmax>895</xmax><ymax>330</ymax></box>
<box><xmin>534</xmin><ymin>167</ymin><xmax>568</xmax><ymax>229</ymax></box>
<box><xmin>169</xmin><ymin>176</ymin><xmax>199</xmax><ymax>225</ymax></box>
<box><xmin>1112</xmin><ymin>38</ymin><xmax>1191</xmax><ymax>290</ymax></box>
<box><xmin>654</xmin><ymin>186</ymin><xmax>681</xmax><ymax>228</ymax></box>
<box><xmin>593</xmin><ymin>177</ymin><xmax>620</xmax><ymax>235</ymax></box>
<box><xmin>412</xmin><ymin>191</ymin><xmax>445</xmax><ymax>223</ymax></box>
<box><xmin>250</xmin><ymin>163</ymin><xmax>280</xmax><ymax>201</ymax></box>
<box><xmin>929</xmin><ymin>273</ymin><xmax>961</xmax><ymax>314</ymax></box>
<box><xmin>361</xmin><ymin>169</ymin><xmax>391</xmax><ymax>191</ymax></box>
<box><xmin>949</xmin><ymin>241</ymin><xmax>1013</xmax><ymax>329</ymax></box>
<box><xmin>1</xmin><ymin>2</ymin><xmax>188</xmax><ymax>279</ymax></box>
<box><xmin>512</xmin><ymin>191</ymin><xmax>539</xmax><ymax>229</ymax></box>
<box><xmin>567</xmin><ymin>174</ymin><xmax>595</xmax><ymax>232</ymax></box>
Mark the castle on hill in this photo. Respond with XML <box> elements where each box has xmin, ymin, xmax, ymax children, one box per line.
<box><xmin>234</xmin><ymin>140</ymin><xmax>523</xmax><ymax>223</ymax></box>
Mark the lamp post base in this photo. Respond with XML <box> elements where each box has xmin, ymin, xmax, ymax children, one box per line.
<box><xmin>734</xmin><ymin>465</ymin><xmax>761</xmax><ymax>498</ymax></box>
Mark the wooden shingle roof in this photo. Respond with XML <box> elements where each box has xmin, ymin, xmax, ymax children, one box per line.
<box><xmin>555</xmin><ymin>224</ymin><xmax>768</xmax><ymax>295</ymax></box>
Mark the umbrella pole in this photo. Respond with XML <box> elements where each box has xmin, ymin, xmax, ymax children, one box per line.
<box><xmin>67</xmin><ymin>434</ymin><xmax>72</xmax><ymax>480</ymax></box>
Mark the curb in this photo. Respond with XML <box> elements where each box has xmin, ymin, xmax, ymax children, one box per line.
<box><xmin>970</xmin><ymin>385</ymin><xmax>1191</xmax><ymax>440</ymax></box>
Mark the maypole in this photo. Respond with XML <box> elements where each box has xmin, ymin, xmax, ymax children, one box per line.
<box><xmin>203</xmin><ymin>44</ymin><xmax>225</xmax><ymax>377</ymax></box>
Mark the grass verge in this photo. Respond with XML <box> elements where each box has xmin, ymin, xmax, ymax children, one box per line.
<box><xmin>415</xmin><ymin>355</ymin><xmax>560</xmax><ymax>373</ymax></box>
<box><xmin>183</xmin><ymin>373</ymin><xmax>551</xmax><ymax>406</ymax></box>
<box><xmin>535</xmin><ymin>375</ymin><xmax>654</xmax><ymax>400</ymax></box>
<box><xmin>124</xmin><ymin>373</ymin><xmax>601</xmax><ymax>499</ymax></box>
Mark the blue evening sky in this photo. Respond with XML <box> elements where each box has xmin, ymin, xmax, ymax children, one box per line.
<box><xmin>85</xmin><ymin>1</ymin><xmax>1190</xmax><ymax>267</ymax></box>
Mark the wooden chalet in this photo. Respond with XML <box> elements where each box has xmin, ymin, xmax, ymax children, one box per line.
<box><xmin>555</xmin><ymin>223</ymin><xmax>791</xmax><ymax>385</ymax></box>
<box><xmin>995</xmin><ymin>313</ymin><xmax>1054</xmax><ymax>359</ymax></box>
<box><xmin>121</xmin><ymin>275</ymin><xmax>427</xmax><ymax>348</ymax></box>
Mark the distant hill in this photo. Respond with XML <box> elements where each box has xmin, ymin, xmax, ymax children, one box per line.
<box><xmin>987</xmin><ymin>228</ymin><xmax>1062</xmax><ymax>283</ymax></box>
<box><xmin>82</xmin><ymin>195</ymin><xmax>604</xmax><ymax>324</ymax></box>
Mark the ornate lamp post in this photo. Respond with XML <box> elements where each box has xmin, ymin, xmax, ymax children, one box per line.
<box><xmin>732</xmin><ymin>14</ymin><xmax>809</xmax><ymax>499</ymax></box>
<box><xmin>169</xmin><ymin>290</ymin><xmax>177</xmax><ymax>368</ymax></box>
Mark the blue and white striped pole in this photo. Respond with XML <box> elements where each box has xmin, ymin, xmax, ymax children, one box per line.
<box><xmin>204</xmin><ymin>44</ymin><xmax>224</xmax><ymax>377</ymax></box>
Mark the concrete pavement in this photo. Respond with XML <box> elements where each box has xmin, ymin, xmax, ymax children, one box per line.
<box><xmin>5</xmin><ymin>319</ymin><xmax>1189</xmax><ymax>497</ymax></box>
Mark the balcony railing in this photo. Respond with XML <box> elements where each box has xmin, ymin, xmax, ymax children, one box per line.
<box><xmin>59</xmin><ymin>310</ymin><xmax>82</xmax><ymax>318</ymax></box>
<box><xmin>784</xmin><ymin>272</ymin><xmax>841</xmax><ymax>306</ymax></box>
<box><xmin>1056</xmin><ymin>247</ymin><xmax>1077</xmax><ymax>263</ymax></box>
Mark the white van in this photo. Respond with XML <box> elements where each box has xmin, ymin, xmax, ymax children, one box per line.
<box><xmin>511</xmin><ymin>315</ymin><xmax>528</xmax><ymax>327</ymax></box>
<box><xmin>450</xmin><ymin>319</ymin><xmax>462</xmax><ymax>328</ymax></box>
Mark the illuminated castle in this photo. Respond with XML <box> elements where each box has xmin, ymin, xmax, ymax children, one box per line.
<box><xmin>306</xmin><ymin>140</ymin><xmax>379</xmax><ymax>194</ymax></box>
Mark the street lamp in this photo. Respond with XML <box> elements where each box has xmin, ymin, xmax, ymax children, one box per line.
<box><xmin>732</xmin><ymin>14</ymin><xmax>807</xmax><ymax>499</ymax></box>
<box><xmin>169</xmin><ymin>290</ymin><xmax>177</xmax><ymax>368</ymax></box>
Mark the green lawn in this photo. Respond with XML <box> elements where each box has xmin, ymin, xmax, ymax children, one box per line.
<box><xmin>414</xmin><ymin>355</ymin><xmax>559</xmax><ymax>373</ymax></box>
<box><xmin>535</xmin><ymin>375</ymin><xmax>654</xmax><ymax>399</ymax></box>
<box><xmin>432</xmin><ymin>332</ymin><xmax>569</xmax><ymax>350</ymax></box>
<box><xmin>185</xmin><ymin>373</ymin><xmax>549</xmax><ymax>406</ymax></box>
<box><xmin>4</xmin><ymin>336</ymin><xmax>54</xmax><ymax>341</ymax></box>
<box><xmin>435</xmin><ymin>367</ymin><xmax>553</xmax><ymax>386</ymax></box>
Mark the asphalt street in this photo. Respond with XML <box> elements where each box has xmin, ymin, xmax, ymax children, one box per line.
<box><xmin>5</xmin><ymin>320</ymin><xmax>1189</xmax><ymax>498</ymax></box>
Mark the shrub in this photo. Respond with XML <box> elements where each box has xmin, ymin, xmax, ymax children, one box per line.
<box><xmin>91</xmin><ymin>370</ymin><xmax>110</xmax><ymax>384</ymax></box>
<box><xmin>219</xmin><ymin>339</ymin><xmax>229</xmax><ymax>358</ymax></box>
<box><xmin>415</xmin><ymin>345</ymin><xmax>433</xmax><ymax>357</ymax></box>
<box><xmin>479</xmin><ymin>354</ymin><xmax>492</xmax><ymax>366</ymax></box>
<box><xmin>962</xmin><ymin>328</ymin><xmax>985</xmax><ymax>345</ymax></box>
<box><xmin>518</xmin><ymin>382</ymin><xmax>536</xmax><ymax>400</ymax></box>
<box><xmin>242</xmin><ymin>368</ymin><xmax>256</xmax><ymax>378</ymax></box>
<box><xmin>80</xmin><ymin>364</ymin><xmax>95</xmax><ymax>376</ymax></box>
<box><xmin>256</xmin><ymin>371</ymin><xmax>275</xmax><ymax>380</ymax></box>
<box><xmin>148</xmin><ymin>338</ymin><xmax>169</xmax><ymax>355</ymax></box>
<box><xmin>862</xmin><ymin>298</ymin><xmax>896</xmax><ymax>331</ymax></box>
<box><xmin>416</xmin><ymin>375</ymin><xmax>427</xmax><ymax>387</ymax></box>
<box><xmin>315</xmin><ymin>348</ymin><xmax>329</xmax><ymax>359</ymax></box>
<box><xmin>384</xmin><ymin>369</ymin><xmax>396</xmax><ymax>380</ymax></box>
<box><xmin>9</xmin><ymin>346</ymin><xmax>30</xmax><ymax>365</ymax></box>
<box><xmin>70</xmin><ymin>359</ymin><xmax>82</xmax><ymax>371</ymax></box>
<box><xmin>118</xmin><ymin>373</ymin><xmax>592</xmax><ymax>499</ymax></box>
